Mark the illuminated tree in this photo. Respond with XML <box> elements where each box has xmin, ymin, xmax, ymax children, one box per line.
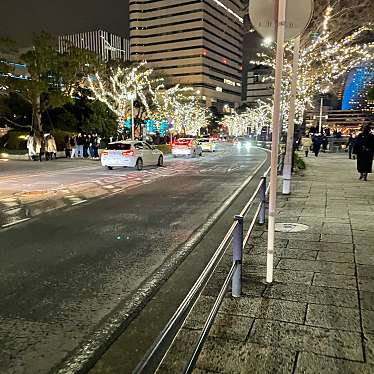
<box><xmin>251</xmin><ymin>4</ymin><xmax>374</xmax><ymax>126</ymax></box>
<box><xmin>222</xmin><ymin>100</ymin><xmax>272</xmax><ymax>136</ymax></box>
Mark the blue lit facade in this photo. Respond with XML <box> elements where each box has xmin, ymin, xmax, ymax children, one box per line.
<box><xmin>342</xmin><ymin>64</ymin><xmax>374</xmax><ymax>110</ymax></box>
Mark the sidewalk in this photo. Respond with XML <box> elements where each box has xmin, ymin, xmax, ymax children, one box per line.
<box><xmin>158</xmin><ymin>152</ymin><xmax>374</xmax><ymax>373</ymax></box>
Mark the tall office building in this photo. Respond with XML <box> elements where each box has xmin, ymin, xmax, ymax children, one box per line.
<box><xmin>59</xmin><ymin>30</ymin><xmax>130</xmax><ymax>62</ymax></box>
<box><xmin>129</xmin><ymin>0</ymin><xmax>244</xmax><ymax>113</ymax></box>
<box><xmin>245</xmin><ymin>65</ymin><xmax>273</xmax><ymax>105</ymax></box>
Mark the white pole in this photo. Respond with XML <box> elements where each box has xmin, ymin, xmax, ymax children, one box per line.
<box><xmin>282</xmin><ymin>36</ymin><xmax>301</xmax><ymax>195</ymax></box>
<box><xmin>131</xmin><ymin>97</ymin><xmax>135</xmax><ymax>140</ymax></box>
<box><xmin>319</xmin><ymin>97</ymin><xmax>323</xmax><ymax>133</ymax></box>
<box><xmin>266</xmin><ymin>0</ymin><xmax>287</xmax><ymax>284</ymax></box>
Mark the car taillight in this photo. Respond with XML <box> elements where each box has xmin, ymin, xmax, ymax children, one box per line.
<box><xmin>122</xmin><ymin>150</ymin><xmax>134</xmax><ymax>156</ymax></box>
<box><xmin>188</xmin><ymin>141</ymin><xmax>192</xmax><ymax>148</ymax></box>
<box><xmin>101</xmin><ymin>151</ymin><xmax>108</xmax><ymax>156</ymax></box>
<box><xmin>171</xmin><ymin>143</ymin><xmax>176</xmax><ymax>148</ymax></box>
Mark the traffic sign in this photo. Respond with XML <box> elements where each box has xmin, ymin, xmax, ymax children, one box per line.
<box><xmin>249</xmin><ymin>0</ymin><xmax>314</xmax><ymax>41</ymax></box>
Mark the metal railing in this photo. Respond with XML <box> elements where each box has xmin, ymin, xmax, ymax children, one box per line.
<box><xmin>134</xmin><ymin>163</ymin><xmax>272</xmax><ymax>374</ymax></box>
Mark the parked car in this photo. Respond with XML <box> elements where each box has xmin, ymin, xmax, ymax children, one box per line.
<box><xmin>172</xmin><ymin>138</ymin><xmax>202</xmax><ymax>157</ymax></box>
<box><xmin>198</xmin><ymin>138</ymin><xmax>216</xmax><ymax>152</ymax></box>
<box><xmin>101</xmin><ymin>141</ymin><xmax>163</xmax><ymax>170</ymax></box>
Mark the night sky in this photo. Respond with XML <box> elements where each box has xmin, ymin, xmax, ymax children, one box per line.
<box><xmin>1</xmin><ymin>0</ymin><xmax>130</xmax><ymax>46</ymax></box>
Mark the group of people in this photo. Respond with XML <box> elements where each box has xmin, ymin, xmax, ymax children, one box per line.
<box><xmin>300</xmin><ymin>133</ymin><xmax>329</xmax><ymax>157</ymax></box>
<box><xmin>26</xmin><ymin>132</ymin><xmax>57</xmax><ymax>161</ymax></box>
<box><xmin>64</xmin><ymin>133</ymin><xmax>101</xmax><ymax>159</ymax></box>
<box><xmin>300</xmin><ymin>124</ymin><xmax>374</xmax><ymax>181</ymax></box>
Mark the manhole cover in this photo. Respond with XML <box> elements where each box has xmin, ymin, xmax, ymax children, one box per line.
<box><xmin>275</xmin><ymin>223</ymin><xmax>309</xmax><ymax>233</ymax></box>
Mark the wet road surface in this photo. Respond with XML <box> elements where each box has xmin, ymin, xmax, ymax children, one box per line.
<box><xmin>0</xmin><ymin>145</ymin><xmax>267</xmax><ymax>373</ymax></box>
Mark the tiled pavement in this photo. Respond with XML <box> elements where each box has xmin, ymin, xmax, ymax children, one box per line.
<box><xmin>157</xmin><ymin>153</ymin><xmax>374</xmax><ymax>373</ymax></box>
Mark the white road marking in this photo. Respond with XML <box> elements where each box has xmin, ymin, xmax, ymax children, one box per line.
<box><xmin>2</xmin><ymin>218</ymin><xmax>31</xmax><ymax>228</ymax></box>
<box><xmin>71</xmin><ymin>199</ymin><xmax>87</xmax><ymax>206</ymax></box>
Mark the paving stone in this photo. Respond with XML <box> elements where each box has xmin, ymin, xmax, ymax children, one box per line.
<box><xmin>287</xmin><ymin>240</ymin><xmax>353</xmax><ymax>252</ymax></box>
<box><xmin>263</xmin><ymin>283</ymin><xmax>358</xmax><ymax>308</ymax></box>
<box><xmin>306</xmin><ymin>304</ymin><xmax>361</xmax><ymax>332</ymax></box>
<box><xmin>356</xmin><ymin>253</ymin><xmax>374</xmax><ymax>266</ymax></box>
<box><xmin>277</xmin><ymin>258</ymin><xmax>356</xmax><ymax>275</ymax></box>
<box><xmin>220</xmin><ymin>297</ymin><xmax>306</xmax><ymax>324</ymax></box>
<box><xmin>275</xmin><ymin>233</ymin><xmax>321</xmax><ymax>242</ymax></box>
<box><xmin>248</xmin><ymin>319</ymin><xmax>363</xmax><ymax>361</ymax></box>
<box><xmin>322</xmin><ymin>217</ymin><xmax>351</xmax><ymax>224</ymax></box>
<box><xmin>360</xmin><ymin>291</ymin><xmax>374</xmax><ymax>311</ymax></box>
<box><xmin>357</xmin><ymin>265</ymin><xmax>374</xmax><ymax>279</ymax></box>
<box><xmin>362</xmin><ymin>310</ymin><xmax>374</xmax><ymax>335</ymax></box>
<box><xmin>358</xmin><ymin>278</ymin><xmax>374</xmax><ymax>292</ymax></box>
<box><xmin>354</xmin><ymin>237</ymin><xmax>374</xmax><ymax>246</ymax></box>
<box><xmin>277</xmin><ymin>247</ymin><xmax>318</xmax><ymax>260</ymax></box>
<box><xmin>251</xmin><ymin>237</ymin><xmax>288</xmax><ymax>248</ymax></box>
<box><xmin>320</xmin><ymin>234</ymin><xmax>353</xmax><ymax>244</ymax></box>
<box><xmin>197</xmin><ymin>339</ymin><xmax>296</xmax><ymax>374</ymax></box>
<box><xmin>317</xmin><ymin>251</ymin><xmax>355</xmax><ymax>263</ymax></box>
<box><xmin>366</xmin><ymin>333</ymin><xmax>374</xmax><ymax>364</ymax></box>
<box><xmin>245</xmin><ymin>267</ymin><xmax>313</xmax><ymax>285</ymax></box>
<box><xmin>313</xmin><ymin>273</ymin><xmax>357</xmax><ymax>290</ymax></box>
<box><xmin>295</xmin><ymin>352</ymin><xmax>373</xmax><ymax>374</ymax></box>
<box><xmin>322</xmin><ymin>227</ymin><xmax>352</xmax><ymax>235</ymax></box>
<box><xmin>157</xmin><ymin>328</ymin><xmax>200</xmax><ymax>374</ymax></box>
<box><xmin>247</xmin><ymin>255</ymin><xmax>281</xmax><ymax>267</ymax></box>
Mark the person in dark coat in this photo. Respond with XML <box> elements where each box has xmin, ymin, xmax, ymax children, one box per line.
<box><xmin>353</xmin><ymin>124</ymin><xmax>374</xmax><ymax>181</ymax></box>
<box><xmin>312</xmin><ymin>134</ymin><xmax>323</xmax><ymax>157</ymax></box>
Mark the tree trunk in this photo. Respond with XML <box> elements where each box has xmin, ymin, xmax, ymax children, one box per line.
<box><xmin>32</xmin><ymin>94</ymin><xmax>42</xmax><ymax>132</ymax></box>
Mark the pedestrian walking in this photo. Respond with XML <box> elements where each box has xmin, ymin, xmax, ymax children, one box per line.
<box><xmin>64</xmin><ymin>135</ymin><xmax>72</xmax><ymax>158</ymax></box>
<box><xmin>347</xmin><ymin>133</ymin><xmax>357</xmax><ymax>160</ymax></box>
<box><xmin>83</xmin><ymin>134</ymin><xmax>89</xmax><ymax>158</ymax></box>
<box><xmin>39</xmin><ymin>133</ymin><xmax>46</xmax><ymax>162</ymax></box>
<box><xmin>34</xmin><ymin>134</ymin><xmax>42</xmax><ymax>161</ymax></box>
<box><xmin>322</xmin><ymin>135</ymin><xmax>328</xmax><ymax>152</ymax></box>
<box><xmin>46</xmin><ymin>134</ymin><xmax>57</xmax><ymax>160</ymax></box>
<box><xmin>27</xmin><ymin>132</ymin><xmax>36</xmax><ymax>161</ymax></box>
<box><xmin>312</xmin><ymin>134</ymin><xmax>323</xmax><ymax>157</ymax></box>
<box><xmin>92</xmin><ymin>133</ymin><xmax>100</xmax><ymax>159</ymax></box>
<box><xmin>70</xmin><ymin>135</ymin><xmax>77</xmax><ymax>158</ymax></box>
<box><xmin>301</xmin><ymin>134</ymin><xmax>312</xmax><ymax>157</ymax></box>
<box><xmin>88</xmin><ymin>134</ymin><xmax>95</xmax><ymax>158</ymax></box>
<box><xmin>353</xmin><ymin>124</ymin><xmax>374</xmax><ymax>181</ymax></box>
<box><xmin>77</xmin><ymin>133</ymin><xmax>84</xmax><ymax>157</ymax></box>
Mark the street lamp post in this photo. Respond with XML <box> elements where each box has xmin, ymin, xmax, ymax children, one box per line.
<box><xmin>313</xmin><ymin>97</ymin><xmax>328</xmax><ymax>134</ymax></box>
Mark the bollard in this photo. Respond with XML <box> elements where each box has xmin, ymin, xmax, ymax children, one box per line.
<box><xmin>258</xmin><ymin>177</ymin><xmax>266</xmax><ymax>225</ymax></box>
<box><xmin>232</xmin><ymin>215</ymin><xmax>244</xmax><ymax>298</ymax></box>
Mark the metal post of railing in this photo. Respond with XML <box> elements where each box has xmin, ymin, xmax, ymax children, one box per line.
<box><xmin>232</xmin><ymin>215</ymin><xmax>243</xmax><ymax>298</ymax></box>
<box><xmin>259</xmin><ymin>176</ymin><xmax>266</xmax><ymax>225</ymax></box>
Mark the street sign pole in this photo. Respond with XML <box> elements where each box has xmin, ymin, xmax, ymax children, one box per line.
<box><xmin>266</xmin><ymin>0</ymin><xmax>287</xmax><ymax>284</ymax></box>
<box><xmin>282</xmin><ymin>36</ymin><xmax>301</xmax><ymax>195</ymax></box>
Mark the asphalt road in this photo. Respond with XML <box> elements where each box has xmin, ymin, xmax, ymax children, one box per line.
<box><xmin>0</xmin><ymin>144</ymin><xmax>267</xmax><ymax>373</ymax></box>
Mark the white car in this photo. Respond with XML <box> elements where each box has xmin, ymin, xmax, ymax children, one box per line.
<box><xmin>198</xmin><ymin>138</ymin><xmax>216</xmax><ymax>152</ymax></box>
<box><xmin>172</xmin><ymin>138</ymin><xmax>202</xmax><ymax>157</ymax></box>
<box><xmin>101</xmin><ymin>141</ymin><xmax>163</xmax><ymax>170</ymax></box>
